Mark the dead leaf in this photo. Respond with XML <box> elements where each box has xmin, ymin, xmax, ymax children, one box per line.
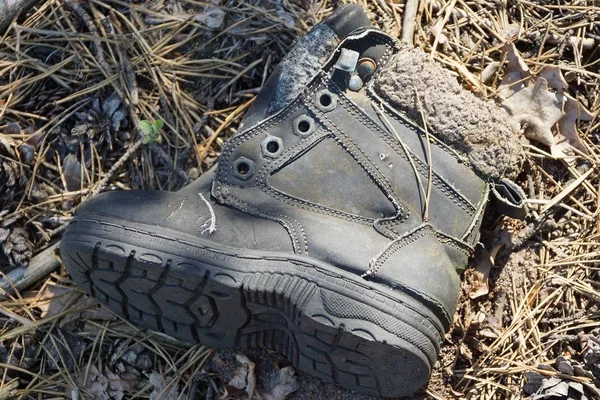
<box><xmin>149</xmin><ymin>372</ymin><xmax>180</xmax><ymax>400</ymax></box>
<box><xmin>74</xmin><ymin>364</ymin><xmax>110</xmax><ymax>400</ymax></box>
<box><xmin>498</xmin><ymin>44</ymin><xmax>596</xmax><ymax>162</ymax></box>
<box><xmin>539</xmin><ymin>66</ymin><xmax>569</xmax><ymax>93</ymax></box>
<box><xmin>502</xmin><ymin>42</ymin><xmax>529</xmax><ymax>79</ymax></box>
<box><xmin>500</xmin><ymin>76</ymin><xmax>564</xmax><ymax>147</ymax></box>
<box><xmin>106</xmin><ymin>370</ymin><xmax>139</xmax><ymax>400</ymax></box>
<box><xmin>63</xmin><ymin>153</ymin><xmax>83</xmax><ymax>191</ymax></box>
<box><xmin>556</xmin><ymin>356</ymin><xmax>574</xmax><ymax>376</ymax></box>
<box><xmin>35</xmin><ymin>283</ymin><xmax>116</xmax><ymax>327</ymax></box>
<box><xmin>531</xmin><ymin>377</ymin><xmax>588</xmax><ymax>400</ymax></box>
<box><xmin>195</xmin><ymin>6</ymin><xmax>225</xmax><ymax>29</ymax></box>
<box><xmin>259</xmin><ymin>366</ymin><xmax>298</xmax><ymax>400</ymax></box>
<box><xmin>35</xmin><ymin>283</ymin><xmax>79</xmax><ymax>319</ymax></box>
<box><xmin>552</xmin><ymin>93</ymin><xmax>595</xmax><ymax>161</ymax></box>
<box><xmin>498</xmin><ymin>23</ymin><xmax>520</xmax><ymax>40</ymax></box>
<box><xmin>469</xmin><ymin>242</ymin><xmax>504</xmax><ymax>299</ymax></box>
<box><xmin>223</xmin><ymin>354</ymin><xmax>256</xmax><ymax>399</ymax></box>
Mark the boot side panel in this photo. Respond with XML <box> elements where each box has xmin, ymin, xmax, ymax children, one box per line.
<box><xmin>369</xmin><ymin>225</ymin><xmax>463</xmax><ymax>323</ymax></box>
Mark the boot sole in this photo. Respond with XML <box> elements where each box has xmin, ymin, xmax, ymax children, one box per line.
<box><xmin>61</xmin><ymin>216</ymin><xmax>444</xmax><ymax>397</ymax></box>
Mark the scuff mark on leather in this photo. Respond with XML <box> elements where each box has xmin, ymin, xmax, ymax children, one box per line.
<box><xmin>199</xmin><ymin>193</ymin><xmax>216</xmax><ymax>235</ymax></box>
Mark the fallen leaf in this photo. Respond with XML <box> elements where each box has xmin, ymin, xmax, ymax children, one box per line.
<box><xmin>74</xmin><ymin>364</ymin><xmax>110</xmax><ymax>400</ymax></box>
<box><xmin>195</xmin><ymin>6</ymin><xmax>225</xmax><ymax>29</ymax></box>
<box><xmin>106</xmin><ymin>370</ymin><xmax>139</xmax><ymax>400</ymax></box>
<box><xmin>35</xmin><ymin>283</ymin><xmax>79</xmax><ymax>319</ymax></box>
<box><xmin>469</xmin><ymin>242</ymin><xmax>504</xmax><ymax>299</ymax></box>
<box><xmin>499</xmin><ymin>76</ymin><xmax>564</xmax><ymax>147</ymax></box>
<box><xmin>552</xmin><ymin>93</ymin><xmax>595</xmax><ymax>161</ymax></box>
<box><xmin>498</xmin><ymin>23</ymin><xmax>520</xmax><ymax>40</ymax></box>
<box><xmin>556</xmin><ymin>356</ymin><xmax>575</xmax><ymax>376</ymax></box>
<box><xmin>531</xmin><ymin>376</ymin><xmax>588</xmax><ymax>400</ymax></box>
<box><xmin>503</xmin><ymin>42</ymin><xmax>529</xmax><ymax>79</ymax></box>
<box><xmin>63</xmin><ymin>154</ymin><xmax>83</xmax><ymax>191</ymax></box>
<box><xmin>35</xmin><ymin>283</ymin><xmax>116</xmax><ymax>327</ymax></box>
<box><xmin>259</xmin><ymin>366</ymin><xmax>298</xmax><ymax>400</ymax></box>
<box><xmin>149</xmin><ymin>372</ymin><xmax>180</xmax><ymax>400</ymax></box>
<box><xmin>498</xmin><ymin>44</ymin><xmax>595</xmax><ymax>162</ymax></box>
<box><xmin>223</xmin><ymin>354</ymin><xmax>256</xmax><ymax>399</ymax></box>
<box><xmin>539</xmin><ymin>66</ymin><xmax>569</xmax><ymax>92</ymax></box>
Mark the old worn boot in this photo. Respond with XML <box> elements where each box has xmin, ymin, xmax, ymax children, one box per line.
<box><xmin>61</xmin><ymin>4</ymin><xmax>524</xmax><ymax>397</ymax></box>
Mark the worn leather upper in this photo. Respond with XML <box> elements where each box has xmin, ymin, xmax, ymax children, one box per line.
<box><xmin>77</xmin><ymin>8</ymin><xmax>494</xmax><ymax>329</ymax></box>
<box><xmin>207</xmin><ymin>27</ymin><xmax>490</xmax><ymax>324</ymax></box>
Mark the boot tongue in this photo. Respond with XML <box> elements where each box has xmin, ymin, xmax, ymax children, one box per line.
<box><xmin>237</xmin><ymin>5</ymin><xmax>371</xmax><ymax>131</ymax></box>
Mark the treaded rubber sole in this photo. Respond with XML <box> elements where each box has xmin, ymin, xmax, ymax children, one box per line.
<box><xmin>61</xmin><ymin>217</ymin><xmax>444</xmax><ymax>397</ymax></box>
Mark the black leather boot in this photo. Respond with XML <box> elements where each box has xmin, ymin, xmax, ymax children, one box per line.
<box><xmin>61</xmin><ymin>5</ymin><xmax>523</xmax><ymax>397</ymax></box>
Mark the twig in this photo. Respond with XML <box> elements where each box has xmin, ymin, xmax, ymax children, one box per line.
<box><xmin>429</xmin><ymin>0</ymin><xmax>457</xmax><ymax>58</ymax></box>
<box><xmin>149</xmin><ymin>143</ymin><xmax>190</xmax><ymax>184</ymax></box>
<box><xmin>88</xmin><ymin>137</ymin><xmax>143</xmax><ymax>198</ymax></box>
<box><xmin>0</xmin><ymin>242</ymin><xmax>60</xmax><ymax>300</ymax></box>
<box><xmin>540</xmin><ymin>167</ymin><xmax>594</xmax><ymax>213</ymax></box>
<box><xmin>65</xmin><ymin>0</ymin><xmax>112</xmax><ymax>75</ymax></box>
<box><xmin>401</xmin><ymin>0</ymin><xmax>418</xmax><ymax>45</ymax></box>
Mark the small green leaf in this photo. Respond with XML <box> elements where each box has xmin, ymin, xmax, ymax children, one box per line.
<box><xmin>154</xmin><ymin>119</ymin><xmax>165</xmax><ymax>130</ymax></box>
<box><xmin>139</xmin><ymin>120</ymin><xmax>154</xmax><ymax>135</ymax></box>
<box><xmin>143</xmin><ymin>135</ymin><xmax>152</xmax><ymax>144</ymax></box>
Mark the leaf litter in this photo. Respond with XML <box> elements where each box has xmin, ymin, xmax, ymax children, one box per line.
<box><xmin>498</xmin><ymin>43</ymin><xmax>596</xmax><ymax>161</ymax></box>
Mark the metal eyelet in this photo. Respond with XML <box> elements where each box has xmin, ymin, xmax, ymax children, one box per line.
<box><xmin>232</xmin><ymin>156</ymin><xmax>255</xmax><ymax>181</ymax></box>
<box><xmin>314</xmin><ymin>89</ymin><xmax>338</xmax><ymax>113</ymax></box>
<box><xmin>293</xmin><ymin>115</ymin><xmax>316</xmax><ymax>138</ymax></box>
<box><xmin>358</xmin><ymin>58</ymin><xmax>377</xmax><ymax>76</ymax></box>
<box><xmin>261</xmin><ymin>136</ymin><xmax>283</xmax><ymax>158</ymax></box>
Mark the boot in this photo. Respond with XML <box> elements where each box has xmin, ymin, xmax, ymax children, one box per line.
<box><xmin>61</xmin><ymin>5</ymin><xmax>524</xmax><ymax>397</ymax></box>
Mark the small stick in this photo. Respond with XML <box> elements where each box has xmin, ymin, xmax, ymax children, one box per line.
<box><xmin>88</xmin><ymin>137</ymin><xmax>143</xmax><ymax>198</ymax></box>
<box><xmin>0</xmin><ymin>242</ymin><xmax>60</xmax><ymax>300</ymax></box>
<box><xmin>401</xmin><ymin>0</ymin><xmax>418</xmax><ymax>45</ymax></box>
<box><xmin>65</xmin><ymin>0</ymin><xmax>112</xmax><ymax>75</ymax></box>
<box><xmin>149</xmin><ymin>143</ymin><xmax>190</xmax><ymax>184</ymax></box>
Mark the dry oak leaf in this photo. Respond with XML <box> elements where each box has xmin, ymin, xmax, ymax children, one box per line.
<box><xmin>499</xmin><ymin>76</ymin><xmax>564</xmax><ymax>147</ymax></box>
<box><xmin>537</xmin><ymin>66</ymin><xmax>594</xmax><ymax>159</ymax></box>
<box><xmin>35</xmin><ymin>283</ymin><xmax>116</xmax><ymax>327</ymax></box>
<box><xmin>503</xmin><ymin>42</ymin><xmax>529</xmax><ymax>78</ymax></box>
<box><xmin>149</xmin><ymin>372</ymin><xmax>180</xmax><ymax>400</ymax></box>
<box><xmin>105</xmin><ymin>370</ymin><xmax>139</xmax><ymax>400</ymax></box>
<box><xmin>260</xmin><ymin>366</ymin><xmax>298</xmax><ymax>400</ymax></box>
<box><xmin>222</xmin><ymin>354</ymin><xmax>257</xmax><ymax>399</ymax></box>
<box><xmin>552</xmin><ymin>93</ymin><xmax>595</xmax><ymax>159</ymax></box>
<box><xmin>194</xmin><ymin>6</ymin><xmax>226</xmax><ymax>29</ymax></box>
<box><xmin>498</xmin><ymin>44</ymin><xmax>595</xmax><ymax>160</ymax></box>
<box><xmin>73</xmin><ymin>364</ymin><xmax>110</xmax><ymax>400</ymax></box>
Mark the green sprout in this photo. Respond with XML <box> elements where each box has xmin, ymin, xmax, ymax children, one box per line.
<box><xmin>140</xmin><ymin>119</ymin><xmax>165</xmax><ymax>144</ymax></box>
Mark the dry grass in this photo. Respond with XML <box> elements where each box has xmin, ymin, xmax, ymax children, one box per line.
<box><xmin>0</xmin><ymin>0</ymin><xmax>599</xmax><ymax>399</ymax></box>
